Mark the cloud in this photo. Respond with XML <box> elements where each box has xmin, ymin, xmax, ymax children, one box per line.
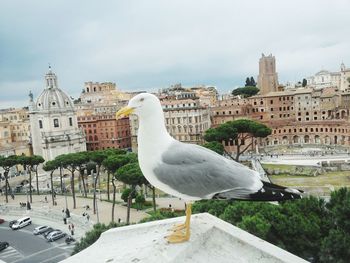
<box><xmin>0</xmin><ymin>0</ymin><xmax>350</xmax><ymax>108</ymax></box>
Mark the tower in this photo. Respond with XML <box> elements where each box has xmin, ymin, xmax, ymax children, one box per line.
<box><xmin>257</xmin><ymin>54</ymin><xmax>279</xmax><ymax>94</ymax></box>
<box><xmin>29</xmin><ymin>67</ymin><xmax>86</xmax><ymax>161</ymax></box>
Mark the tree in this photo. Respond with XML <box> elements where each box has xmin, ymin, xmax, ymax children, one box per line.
<box><xmin>103</xmin><ymin>153</ymin><xmax>132</xmax><ymax>222</ymax></box>
<box><xmin>116</xmin><ymin>162</ymin><xmax>147</xmax><ymax>224</ymax></box>
<box><xmin>250</xmin><ymin>76</ymin><xmax>256</xmax><ymax>87</ymax></box>
<box><xmin>17</xmin><ymin>155</ymin><xmax>33</xmax><ymax>202</ymax></box>
<box><xmin>320</xmin><ymin>188</ymin><xmax>350</xmax><ymax>263</ymax></box>
<box><xmin>0</xmin><ymin>155</ymin><xmax>18</xmax><ymax>203</ymax></box>
<box><xmin>202</xmin><ymin>141</ymin><xmax>224</xmax><ymax>155</ymax></box>
<box><xmin>43</xmin><ymin>160</ymin><xmax>58</xmax><ymax>205</ymax></box>
<box><xmin>302</xmin><ymin>78</ymin><xmax>307</xmax><ymax>87</ymax></box>
<box><xmin>135</xmin><ymin>193</ymin><xmax>146</xmax><ymax>210</ymax></box>
<box><xmin>89</xmin><ymin>150</ymin><xmax>109</xmax><ymax>214</ymax></box>
<box><xmin>102</xmin><ymin>149</ymin><xmax>126</xmax><ymax>201</ymax></box>
<box><xmin>30</xmin><ymin>155</ymin><xmax>45</xmax><ymax>195</ymax></box>
<box><xmin>56</xmin><ymin>153</ymin><xmax>79</xmax><ymax>209</ymax></box>
<box><xmin>231</xmin><ymin>86</ymin><xmax>259</xmax><ymax>98</ymax></box>
<box><xmin>245</xmin><ymin>76</ymin><xmax>256</xmax><ymax>87</ymax></box>
<box><xmin>204</xmin><ymin>119</ymin><xmax>271</xmax><ymax>161</ymax></box>
<box><xmin>74</xmin><ymin>152</ymin><xmax>90</xmax><ymax>198</ymax></box>
<box><xmin>53</xmin><ymin>154</ymin><xmax>65</xmax><ymax>194</ymax></box>
<box><xmin>121</xmin><ymin>188</ymin><xmax>137</xmax><ymax>202</ymax></box>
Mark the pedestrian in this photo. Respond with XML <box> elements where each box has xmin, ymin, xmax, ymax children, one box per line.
<box><xmin>11</xmin><ymin>193</ymin><xmax>15</xmax><ymax>200</ymax></box>
<box><xmin>87</xmin><ymin>214</ymin><xmax>90</xmax><ymax>221</ymax></box>
<box><xmin>44</xmin><ymin>196</ymin><xmax>47</xmax><ymax>202</ymax></box>
<box><xmin>71</xmin><ymin>223</ymin><xmax>74</xmax><ymax>235</ymax></box>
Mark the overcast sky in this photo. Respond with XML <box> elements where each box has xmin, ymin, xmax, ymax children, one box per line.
<box><xmin>1</xmin><ymin>0</ymin><xmax>350</xmax><ymax>108</ymax></box>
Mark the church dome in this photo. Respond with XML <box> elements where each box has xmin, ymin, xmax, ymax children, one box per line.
<box><xmin>35</xmin><ymin>68</ymin><xmax>75</xmax><ymax>111</ymax></box>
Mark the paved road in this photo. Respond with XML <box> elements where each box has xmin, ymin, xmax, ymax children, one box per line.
<box><xmin>0</xmin><ymin>220</ymin><xmax>74</xmax><ymax>263</ymax></box>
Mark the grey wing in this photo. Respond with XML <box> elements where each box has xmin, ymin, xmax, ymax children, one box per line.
<box><xmin>153</xmin><ymin>141</ymin><xmax>263</xmax><ymax>199</ymax></box>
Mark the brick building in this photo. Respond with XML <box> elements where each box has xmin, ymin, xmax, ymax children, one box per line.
<box><xmin>212</xmin><ymin>87</ymin><xmax>350</xmax><ymax>154</ymax></box>
<box><xmin>78</xmin><ymin>114</ymin><xmax>131</xmax><ymax>151</ymax></box>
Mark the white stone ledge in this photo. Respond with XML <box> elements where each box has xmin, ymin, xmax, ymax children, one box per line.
<box><xmin>61</xmin><ymin>213</ymin><xmax>308</xmax><ymax>263</ymax></box>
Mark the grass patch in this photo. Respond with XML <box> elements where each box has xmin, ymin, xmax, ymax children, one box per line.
<box><xmin>130</xmin><ymin>201</ymin><xmax>154</xmax><ymax>211</ymax></box>
<box><xmin>270</xmin><ymin>171</ymin><xmax>350</xmax><ymax>188</ymax></box>
<box><xmin>262</xmin><ymin>163</ymin><xmax>319</xmax><ymax>177</ymax></box>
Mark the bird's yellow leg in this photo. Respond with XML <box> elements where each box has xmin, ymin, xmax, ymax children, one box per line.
<box><xmin>166</xmin><ymin>203</ymin><xmax>192</xmax><ymax>243</ymax></box>
<box><xmin>170</xmin><ymin>223</ymin><xmax>186</xmax><ymax>231</ymax></box>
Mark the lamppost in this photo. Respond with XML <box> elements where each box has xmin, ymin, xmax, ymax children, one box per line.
<box><xmin>62</xmin><ymin>181</ymin><xmax>69</xmax><ymax>218</ymax></box>
<box><xmin>26</xmin><ymin>189</ymin><xmax>29</xmax><ymax>210</ymax></box>
<box><xmin>93</xmin><ymin>173</ymin><xmax>100</xmax><ymax>223</ymax></box>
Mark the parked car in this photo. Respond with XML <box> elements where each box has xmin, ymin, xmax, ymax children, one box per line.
<box><xmin>0</xmin><ymin>218</ymin><xmax>5</xmax><ymax>224</ymax></box>
<box><xmin>42</xmin><ymin>227</ymin><xmax>58</xmax><ymax>238</ymax></box>
<box><xmin>8</xmin><ymin>220</ymin><xmax>16</xmax><ymax>228</ymax></box>
<box><xmin>11</xmin><ymin>216</ymin><xmax>31</xmax><ymax>230</ymax></box>
<box><xmin>46</xmin><ymin>230</ymin><xmax>66</xmax><ymax>242</ymax></box>
<box><xmin>33</xmin><ymin>226</ymin><xmax>50</xmax><ymax>235</ymax></box>
<box><xmin>0</xmin><ymin>242</ymin><xmax>9</xmax><ymax>252</ymax></box>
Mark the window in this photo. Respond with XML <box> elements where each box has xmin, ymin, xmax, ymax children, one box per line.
<box><xmin>69</xmin><ymin>117</ymin><xmax>73</xmax><ymax>126</ymax></box>
<box><xmin>39</xmin><ymin>120</ymin><xmax>43</xmax><ymax>129</ymax></box>
<box><xmin>54</xmin><ymin>119</ymin><xmax>59</xmax><ymax>128</ymax></box>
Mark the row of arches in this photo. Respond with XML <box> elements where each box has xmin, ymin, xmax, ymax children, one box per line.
<box><xmin>267</xmin><ymin>134</ymin><xmax>349</xmax><ymax>146</ymax></box>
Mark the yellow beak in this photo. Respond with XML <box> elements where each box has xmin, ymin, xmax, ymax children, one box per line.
<box><xmin>116</xmin><ymin>106</ymin><xmax>135</xmax><ymax>119</ymax></box>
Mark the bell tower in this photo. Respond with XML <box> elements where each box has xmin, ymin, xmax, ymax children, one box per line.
<box><xmin>257</xmin><ymin>54</ymin><xmax>279</xmax><ymax>94</ymax></box>
<box><xmin>45</xmin><ymin>65</ymin><xmax>58</xmax><ymax>89</ymax></box>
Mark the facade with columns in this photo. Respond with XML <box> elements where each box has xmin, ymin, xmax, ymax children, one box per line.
<box><xmin>29</xmin><ymin>68</ymin><xmax>86</xmax><ymax>161</ymax></box>
<box><xmin>307</xmin><ymin>62</ymin><xmax>350</xmax><ymax>91</ymax></box>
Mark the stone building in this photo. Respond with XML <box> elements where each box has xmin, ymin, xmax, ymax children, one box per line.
<box><xmin>340</xmin><ymin>62</ymin><xmax>350</xmax><ymax>91</ymax></box>
<box><xmin>162</xmin><ymin>98</ymin><xmax>211</xmax><ymax>143</ymax></box>
<box><xmin>0</xmin><ymin>108</ymin><xmax>31</xmax><ymax>156</ymax></box>
<box><xmin>29</xmin><ymin>68</ymin><xmax>86</xmax><ymax>161</ymax></box>
<box><xmin>257</xmin><ymin>54</ymin><xmax>279</xmax><ymax>95</ymax></box>
<box><xmin>307</xmin><ymin>62</ymin><xmax>350</xmax><ymax>91</ymax></box>
<box><xmin>80</xmin><ymin>82</ymin><xmax>117</xmax><ymax>104</ymax></box>
<box><xmin>306</xmin><ymin>70</ymin><xmax>340</xmax><ymax>90</ymax></box>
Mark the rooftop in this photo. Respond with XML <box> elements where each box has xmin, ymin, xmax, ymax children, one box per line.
<box><xmin>62</xmin><ymin>213</ymin><xmax>307</xmax><ymax>263</ymax></box>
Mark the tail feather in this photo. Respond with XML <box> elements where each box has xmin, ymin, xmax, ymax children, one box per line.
<box><xmin>213</xmin><ymin>181</ymin><xmax>303</xmax><ymax>201</ymax></box>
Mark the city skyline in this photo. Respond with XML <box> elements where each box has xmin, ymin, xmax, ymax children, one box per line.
<box><xmin>1</xmin><ymin>0</ymin><xmax>350</xmax><ymax>108</ymax></box>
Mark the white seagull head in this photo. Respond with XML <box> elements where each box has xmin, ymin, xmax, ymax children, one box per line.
<box><xmin>116</xmin><ymin>93</ymin><xmax>161</xmax><ymax>119</ymax></box>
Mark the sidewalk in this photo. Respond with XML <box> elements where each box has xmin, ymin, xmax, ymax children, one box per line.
<box><xmin>1</xmin><ymin>194</ymin><xmax>151</xmax><ymax>241</ymax></box>
<box><xmin>0</xmin><ymin>193</ymin><xmax>187</xmax><ymax>227</ymax></box>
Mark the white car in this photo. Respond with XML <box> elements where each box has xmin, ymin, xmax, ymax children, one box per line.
<box><xmin>11</xmin><ymin>216</ymin><xmax>32</xmax><ymax>230</ymax></box>
<box><xmin>46</xmin><ymin>230</ymin><xmax>66</xmax><ymax>242</ymax></box>
<box><xmin>33</xmin><ymin>225</ymin><xmax>49</xmax><ymax>235</ymax></box>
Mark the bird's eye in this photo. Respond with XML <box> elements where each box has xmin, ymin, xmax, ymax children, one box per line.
<box><xmin>140</xmin><ymin>98</ymin><xmax>144</xmax><ymax>102</ymax></box>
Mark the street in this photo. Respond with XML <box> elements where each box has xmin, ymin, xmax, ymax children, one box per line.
<box><xmin>0</xmin><ymin>220</ymin><xmax>74</xmax><ymax>263</ymax></box>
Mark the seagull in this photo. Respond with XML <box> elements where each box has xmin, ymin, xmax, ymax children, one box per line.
<box><xmin>116</xmin><ymin>93</ymin><xmax>302</xmax><ymax>243</ymax></box>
